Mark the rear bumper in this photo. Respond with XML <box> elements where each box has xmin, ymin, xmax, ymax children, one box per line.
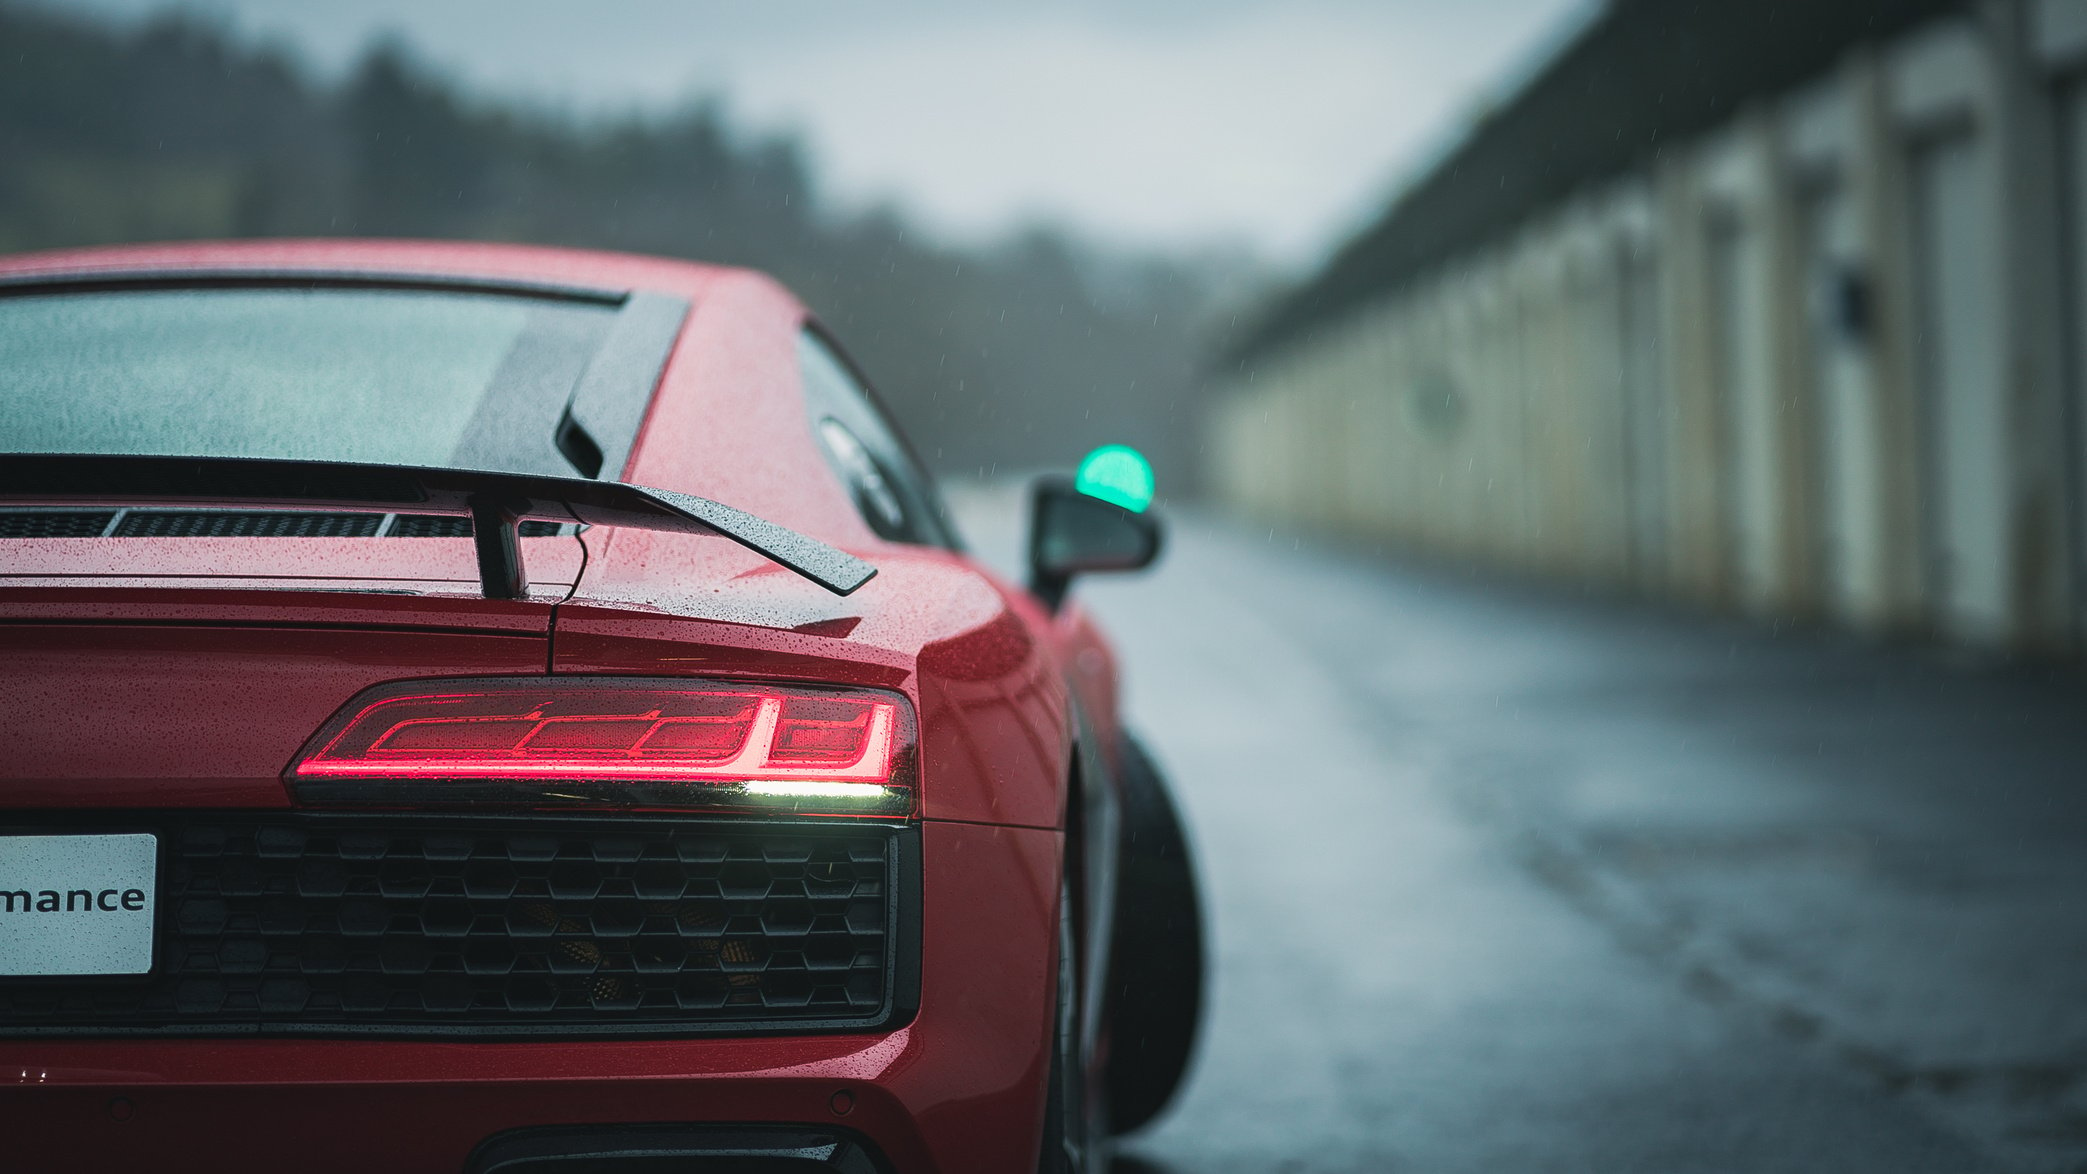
<box><xmin>467</xmin><ymin>1125</ymin><xmax>885</xmax><ymax>1172</ymax></box>
<box><xmin>0</xmin><ymin>820</ymin><xmax>1060</xmax><ymax>1174</ymax></box>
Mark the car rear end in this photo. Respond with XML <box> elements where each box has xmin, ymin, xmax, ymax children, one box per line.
<box><xmin>1</xmin><ymin>591</ymin><xmax>1065</xmax><ymax>1172</ymax></box>
<box><xmin>0</xmin><ymin>247</ymin><xmax>1059</xmax><ymax>1172</ymax></box>
<box><xmin>0</xmin><ymin>614</ymin><xmax>928</xmax><ymax>1170</ymax></box>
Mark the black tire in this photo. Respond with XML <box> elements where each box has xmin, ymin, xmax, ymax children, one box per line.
<box><xmin>1104</xmin><ymin>733</ymin><xmax>1205</xmax><ymax>1135</ymax></box>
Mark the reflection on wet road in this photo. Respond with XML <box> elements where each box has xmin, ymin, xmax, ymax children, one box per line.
<box><xmin>953</xmin><ymin>488</ymin><xmax>2087</xmax><ymax>1174</ymax></box>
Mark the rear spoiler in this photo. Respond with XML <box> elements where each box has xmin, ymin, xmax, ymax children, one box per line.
<box><xmin>0</xmin><ymin>454</ymin><xmax>876</xmax><ymax>599</ymax></box>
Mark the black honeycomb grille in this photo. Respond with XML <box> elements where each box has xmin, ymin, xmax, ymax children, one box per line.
<box><xmin>116</xmin><ymin>511</ymin><xmax>385</xmax><ymax>538</ymax></box>
<box><xmin>0</xmin><ymin>816</ymin><xmax>909</xmax><ymax>1038</ymax></box>
<box><xmin>389</xmin><ymin>515</ymin><xmax>564</xmax><ymax>538</ymax></box>
<box><xmin>0</xmin><ymin>511</ymin><xmax>564</xmax><ymax>539</ymax></box>
<box><xmin>0</xmin><ymin>511</ymin><xmax>116</xmax><ymax>537</ymax></box>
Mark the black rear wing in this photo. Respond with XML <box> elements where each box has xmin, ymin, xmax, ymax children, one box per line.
<box><xmin>0</xmin><ymin>454</ymin><xmax>876</xmax><ymax>598</ymax></box>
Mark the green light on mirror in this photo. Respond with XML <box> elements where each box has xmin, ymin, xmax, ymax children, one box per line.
<box><xmin>1075</xmin><ymin>444</ymin><xmax>1155</xmax><ymax>513</ymax></box>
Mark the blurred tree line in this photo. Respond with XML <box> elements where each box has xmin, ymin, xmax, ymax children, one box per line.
<box><xmin>0</xmin><ymin>2</ymin><xmax>1266</xmax><ymax>491</ymax></box>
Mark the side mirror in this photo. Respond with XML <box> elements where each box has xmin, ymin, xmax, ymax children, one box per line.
<box><xmin>1027</xmin><ymin>476</ymin><xmax>1163</xmax><ymax>612</ymax></box>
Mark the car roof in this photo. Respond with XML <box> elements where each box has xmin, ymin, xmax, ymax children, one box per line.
<box><xmin>0</xmin><ymin>238</ymin><xmax>922</xmax><ymax>601</ymax></box>
<box><xmin>0</xmin><ymin>237</ymin><xmax>856</xmax><ymax>526</ymax></box>
<box><xmin>0</xmin><ymin>238</ymin><xmax>738</xmax><ymax>300</ymax></box>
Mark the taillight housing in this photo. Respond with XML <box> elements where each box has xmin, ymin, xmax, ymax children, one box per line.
<box><xmin>287</xmin><ymin>678</ymin><xmax>916</xmax><ymax>817</ymax></box>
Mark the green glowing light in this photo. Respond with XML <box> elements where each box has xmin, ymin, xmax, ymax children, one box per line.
<box><xmin>1075</xmin><ymin>444</ymin><xmax>1155</xmax><ymax>513</ymax></box>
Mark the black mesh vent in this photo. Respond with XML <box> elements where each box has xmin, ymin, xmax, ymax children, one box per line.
<box><xmin>0</xmin><ymin>511</ymin><xmax>566</xmax><ymax>539</ymax></box>
<box><xmin>116</xmin><ymin>511</ymin><xmax>385</xmax><ymax>538</ymax></box>
<box><xmin>389</xmin><ymin>514</ymin><xmax>471</xmax><ymax>538</ymax></box>
<box><xmin>389</xmin><ymin>515</ymin><xmax>564</xmax><ymax>538</ymax></box>
<box><xmin>0</xmin><ymin>511</ymin><xmax>116</xmax><ymax>537</ymax></box>
<box><xmin>0</xmin><ymin>816</ymin><xmax>906</xmax><ymax>1038</ymax></box>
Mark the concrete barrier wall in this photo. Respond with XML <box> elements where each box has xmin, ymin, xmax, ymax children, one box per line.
<box><xmin>1211</xmin><ymin>0</ymin><xmax>2087</xmax><ymax>653</ymax></box>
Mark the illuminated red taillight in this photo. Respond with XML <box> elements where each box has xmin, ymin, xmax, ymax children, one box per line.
<box><xmin>288</xmin><ymin>679</ymin><xmax>915</xmax><ymax>816</ymax></box>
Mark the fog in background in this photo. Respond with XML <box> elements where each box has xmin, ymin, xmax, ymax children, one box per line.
<box><xmin>1</xmin><ymin>0</ymin><xmax>1582</xmax><ymax>493</ymax></box>
<box><xmin>51</xmin><ymin>0</ymin><xmax>1585</xmax><ymax>260</ymax></box>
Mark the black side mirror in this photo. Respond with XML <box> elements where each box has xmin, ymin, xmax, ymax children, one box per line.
<box><xmin>1027</xmin><ymin>475</ymin><xmax>1163</xmax><ymax>612</ymax></box>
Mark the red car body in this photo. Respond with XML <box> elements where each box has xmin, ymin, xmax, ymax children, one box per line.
<box><xmin>0</xmin><ymin>241</ymin><xmax>1156</xmax><ymax>1172</ymax></box>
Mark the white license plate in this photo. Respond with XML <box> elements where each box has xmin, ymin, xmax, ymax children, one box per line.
<box><xmin>0</xmin><ymin>833</ymin><xmax>157</xmax><ymax>976</ymax></box>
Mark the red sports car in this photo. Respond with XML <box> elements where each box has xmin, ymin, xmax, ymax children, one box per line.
<box><xmin>0</xmin><ymin>241</ymin><xmax>1203</xmax><ymax>1173</ymax></box>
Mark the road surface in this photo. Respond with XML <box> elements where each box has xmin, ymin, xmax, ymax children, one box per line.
<box><xmin>951</xmin><ymin>488</ymin><xmax>2087</xmax><ymax>1174</ymax></box>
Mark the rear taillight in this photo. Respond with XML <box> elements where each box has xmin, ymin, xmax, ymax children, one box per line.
<box><xmin>287</xmin><ymin>679</ymin><xmax>915</xmax><ymax>816</ymax></box>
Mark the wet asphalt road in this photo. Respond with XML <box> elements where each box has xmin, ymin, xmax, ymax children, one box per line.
<box><xmin>952</xmin><ymin>489</ymin><xmax>2087</xmax><ymax>1174</ymax></box>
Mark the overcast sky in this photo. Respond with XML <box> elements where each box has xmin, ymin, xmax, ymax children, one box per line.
<box><xmin>65</xmin><ymin>0</ymin><xmax>1590</xmax><ymax>264</ymax></box>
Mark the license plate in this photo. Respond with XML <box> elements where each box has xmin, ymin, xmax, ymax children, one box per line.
<box><xmin>0</xmin><ymin>834</ymin><xmax>157</xmax><ymax>976</ymax></box>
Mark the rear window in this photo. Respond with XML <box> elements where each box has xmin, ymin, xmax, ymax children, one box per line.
<box><xmin>0</xmin><ymin>287</ymin><xmax>616</xmax><ymax>474</ymax></box>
